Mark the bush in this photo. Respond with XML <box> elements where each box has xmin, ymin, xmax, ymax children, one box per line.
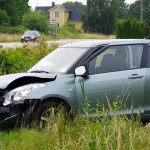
<box><xmin>0</xmin><ymin>42</ymin><xmax>58</xmax><ymax>75</ymax></box>
<box><xmin>0</xmin><ymin>25</ymin><xmax>26</xmax><ymax>34</ymax></box>
<box><xmin>22</xmin><ymin>11</ymin><xmax>49</xmax><ymax>34</ymax></box>
<box><xmin>0</xmin><ymin>9</ymin><xmax>10</xmax><ymax>26</ymax></box>
<box><xmin>58</xmin><ymin>21</ymin><xmax>81</xmax><ymax>38</ymax></box>
<box><xmin>116</xmin><ymin>19</ymin><xmax>150</xmax><ymax>39</ymax></box>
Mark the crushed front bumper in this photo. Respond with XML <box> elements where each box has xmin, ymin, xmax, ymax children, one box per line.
<box><xmin>0</xmin><ymin>105</ymin><xmax>21</xmax><ymax>130</ymax></box>
<box><xmin>0</xmin><ymin>115</ymin><xmax>18</xmax><ymax>130</ymax></box>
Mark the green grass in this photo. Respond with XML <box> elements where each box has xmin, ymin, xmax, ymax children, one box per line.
<box><xmin>0</xmin><ymin>33</ymin><xmax>58</xmax><ymax>43</ymax></box>
<box><xmin>0</xmin><ymin>33</ymin><xmax>21</xmax><ymax>42</ymax></box>
<box><xmin>0</xmin><ymin>113</ymin><xmax>150</xmax><ymax>150</ymax></box>
<box><xmin>0</xmin><ymin>33</ymin><xmax>116</xmax><ymax>43</ymax></box>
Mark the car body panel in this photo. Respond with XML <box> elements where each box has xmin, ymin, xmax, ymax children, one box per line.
<box><xmin>0</xmin><ymin>115</ymin><xmax>18</xmax><ymax>130</ymax></box>
<box><xmin>0</xmin><ymin>73</ymin><xmax>56</xmax><ymax>90</ymax></box>
<box><xmin>60</xmin><ymin>39</ymin><xmax>149</xmax><ymax>48</ymax></box>
<box><xmin>75</xmin><ymin>68</ymin><xmax>145</xmax><ymax>117</ymax></box>
<box><xmin>25</xmin><ymin>74</ymin><xmax>78</xmax><ymax>113</ymax></box>
<box><xmin>144</xmin><ymin>68</ymin><xmax>150</xmax><ymax>114</ymax></box>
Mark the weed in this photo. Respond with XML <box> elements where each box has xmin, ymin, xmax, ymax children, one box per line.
<box><xmin>0</xmin><ymin>42</ymin><xmax>58</xmax><ymax>75</ymax></box>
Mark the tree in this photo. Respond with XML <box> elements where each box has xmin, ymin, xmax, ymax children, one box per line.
<box><xmin>127</xmin><ymin>1</ymin><xmax>140</xmax><ymax>20</ymax></box>
<box><xmin>82</xmin><ymin>0</ymin><xmax>117</xmax><ymax>34</ymax></box>
<box><xmin>115</xmin><ymin>0</ymin><xmax>129</xmax><ymax>19</ymax></box>
<box><xmin>0</xmin><ymin>0</ymin><xmax>30</xmax><ymax>26</ymax></box>
<box><xmin>127</xmin><ymin>0</ymin><xmax>150</xmax><ymax>25</ymax></box>
<box><xmin>22</xmin><ymin>10</ymin><xmax>49</xmax><ymax>33</ymax></box>
<box><xmin>62</xmin><ymin>1</ymin><xmax>83</xmax><ymax>6</ymax></box>
<box><xmin>141</xmin><ymin>0</ymin><xmax>150</xmax><ymax>24</ymax></box>
<box><xmin>0</xmin><ymin>9</ymin><xmax>10</xmax><ymax>26</ymax></box>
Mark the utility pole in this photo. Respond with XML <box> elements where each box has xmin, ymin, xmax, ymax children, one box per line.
<box><xmin>140</xmin><ymin>0</ymin><xmax>143</xmax><ymax>22</ymax></box>
<box><xmin>37</xmin><ymin>0</ymin><xmax>39</xmax><ymax>6</ymax></box>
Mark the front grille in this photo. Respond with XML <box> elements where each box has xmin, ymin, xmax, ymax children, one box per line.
<box><xmin>0</xmin><ymin>97</ymin><xmax>4</xmax><ymax>101</ymax></box>
<box><xmin>0</xmin><ymin>93</ymin><xmax>5</xmax><ymax>106</ymax></box>
<box><xmin>25</xmin><ymin>37</ymin><xmax>31</xmax><ymax>40</ymax></box>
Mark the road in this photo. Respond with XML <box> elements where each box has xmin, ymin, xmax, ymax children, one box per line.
<box><xmin>0</xmin><ymin>39</ymin><xmax>92</xmax><ymax>49</ymax></box>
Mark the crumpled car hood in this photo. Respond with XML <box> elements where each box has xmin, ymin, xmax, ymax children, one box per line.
<box><xmin>0</xmin><ymin>73</ymin><xmax>56</xmax><ymax>91</ymax></box>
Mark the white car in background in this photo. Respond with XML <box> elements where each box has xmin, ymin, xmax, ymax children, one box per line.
<box><xmin>21</xmin><ymin>30</ymin><xmax>40</xmax><ymax>43</ymax></box>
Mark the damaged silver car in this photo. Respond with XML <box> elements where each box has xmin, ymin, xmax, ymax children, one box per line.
<box><xmin>1</xmin><ymin>39</ymin><xmax>150</xmax><ymax>130</ymax></box>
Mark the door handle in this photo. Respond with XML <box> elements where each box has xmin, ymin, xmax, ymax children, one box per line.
<box><xmin>128</xmin><ymin>74</ymin><xmax>144</xmax><ymax>79</ymax></box>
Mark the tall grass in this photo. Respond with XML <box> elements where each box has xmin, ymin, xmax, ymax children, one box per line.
<box><xmin>79</xmin><ymin>33</ymin><xmax>116</xmax><ymax>39</ymax></box>
<box><xmin>0</xmin><ymin>33</ymin><xmax>116</xmax><ymax>43</ymax></box>
<box><xmin>0</xmin><ymin>112</ymin><xmax>150</xmax><ymax>150</ymax></box>
<box><xmin>0</xmin><ymin>33</ymin><xmax>58</xmax><ymax>43</ymax></box>
<box><xmin>0</xmin><ymin>33</ymin><xmax>21</xmax><ymax>42</ymax></box>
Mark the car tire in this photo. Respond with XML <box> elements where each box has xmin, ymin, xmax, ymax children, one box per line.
<box><xmin>36</xmin><ymin>38</ymin><xmax>40</xmax><ymax>43</ymax></box>
<box><xmin>21</xmin><ymin>105</ymin><xmax>35</xmax><ymax>128</ymax></box>
<box><xmin>33</xmin><ymin>39</ymin><xmax>36</xmax><ymax>43</ymax></box>
<box><xmin>34</xmin><ymin>101</ymin><xmax>70</xmax><ymax>128</ymax></box>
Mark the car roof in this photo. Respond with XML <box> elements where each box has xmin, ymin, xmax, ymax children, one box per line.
<box><xmin>24</xmin><ymin>30</ymin><xmax>39</xmax><ymax>33</ymax></box>
<box><xmin>60</xmin><ymin>39</ymin><xmax>150</xmax><ymax>48</ymax></box>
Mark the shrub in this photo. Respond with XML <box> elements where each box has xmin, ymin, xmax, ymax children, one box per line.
<box><xmin>58</xmin><ymin>21</ymin><xmax>81</xmax><ymax>38</ymax></box>
<box><xmin>0</xmin><ymin>10</ymin><xmax>10</xmax><ymax>26</ymax></box>
<box><xmin>0</xmin><ymin>25</ymin><xmax>26</xmax><ymax>34</ymax></box>
<box><xmin>22</xmin><ymin>11</ymin><xmax>49</xmax><ymax>34</ymax></box>
<box><xmin>0</xmin><ymin>42</ymin><xmax>58</xmax><ymax>75</ymax></box>
<box><xmin>116</xmin><ymin>19</ymin><xmax>150</xmax><ymax>39</ymax></box>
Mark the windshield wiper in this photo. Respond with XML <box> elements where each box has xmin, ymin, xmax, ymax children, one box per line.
<box><xmin>29</xmin><ymin>70</ymin><xmax>49</xmax><ymax>73</ymax></box>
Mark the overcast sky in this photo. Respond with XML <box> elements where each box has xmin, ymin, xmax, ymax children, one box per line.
<box><xmin>28</xmin><ymin>0</ymin><xmax>136</xmax><ymax>10</ymax></box>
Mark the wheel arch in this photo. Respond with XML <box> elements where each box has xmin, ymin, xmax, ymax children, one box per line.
<box><xmin>21</xmin><ymin>96</ymin><xmax>73</xmax><ymax>126</ymax></box>
<box><xmin>40</xmin><ymin>97</ymin><xmax>72</xmax><ymax>112</ymax></box>
<box><xmin>23</xmin><ymin>96</ymin><xmax>74</xmax><ymax>115</ymax></box>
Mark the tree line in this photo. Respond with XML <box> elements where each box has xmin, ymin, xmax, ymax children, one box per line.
<box><xmin>0</xmin><ymin>0</ymin><xmax>49</xmax><ymax>33</ymax></box>
<box><xmin>82</xmin><ymin>0</ymin><xmax>150</xmax><ymax>36</ymax></box>
<box><xmin>0</xmin><ymin>0</ymin><xmax>150</xmax><ymax>37</ymax></box>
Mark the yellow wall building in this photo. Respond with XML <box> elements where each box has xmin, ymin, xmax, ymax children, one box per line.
<box><xmin>49</xmin><ymin>6</ymin><xmax>70</xmax><ymax>27</ymax></box>
<box><xmin>36</xmin><ymin>2</ymin><xmax>86</xmax><ymax>30</ymax></box>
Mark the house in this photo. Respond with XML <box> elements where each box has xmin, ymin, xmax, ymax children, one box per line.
<box><xmin>35</xmin><ymin>2</ymin><xmax>86</xmax><ymax>30</ymax></box>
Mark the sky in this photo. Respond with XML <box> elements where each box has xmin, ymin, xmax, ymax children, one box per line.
<box><xmin>28</xmin><ymin>0</ymin><xmax>137</xmax><ymax>10</ymax></box>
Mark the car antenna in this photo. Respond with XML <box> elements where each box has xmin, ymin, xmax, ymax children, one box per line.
<box><xmin>144</xmin><ymin>34</ymin><xmax>150</xmax><ymax>39</ymax></box>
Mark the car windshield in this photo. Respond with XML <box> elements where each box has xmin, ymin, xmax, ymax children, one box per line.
<box><xmin>24</xmin><ymin>31</ymin><xmax>36</xmax><ymax>35</ymax></box>
<box><xmin>28</xmin><ymin>47</ymin><xmax>87</xmax><ymax>73</ymax></box>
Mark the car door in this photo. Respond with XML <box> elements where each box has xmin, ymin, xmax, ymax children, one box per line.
<box><xmin>75</xmin><ymin>43</ymin><xmax>147</xmax><ymax>118</ymax></box>
<box><xmin>144</xmin><ymin>45</ymin><xmax>150</xmax><ymax>120</ymax></box>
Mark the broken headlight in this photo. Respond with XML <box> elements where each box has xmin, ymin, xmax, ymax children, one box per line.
<box><xmin>3</xmin><ymin>83</ymin><xmax>45</xmax><ymax>106</ymax></box>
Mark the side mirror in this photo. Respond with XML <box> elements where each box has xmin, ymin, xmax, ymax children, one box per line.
<box><xmin>75</xmin><ymin>66</ymin><xmax>86</xmax><ymax>76</ymax></box>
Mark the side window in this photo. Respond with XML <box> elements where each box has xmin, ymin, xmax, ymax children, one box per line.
<box><xmin>89</xmin><ymin>45</ymin><xmax>143</xmax><ymax>75</ymax></box>
<box><xmin>130</xmin><ymin>45</ymin><xmax>143</xmax><ymax>68</ymax></box>
<box><xmin>147</xmin><ymin>47</ymin><xmax>150</xmax><ymax>67</ymax></box>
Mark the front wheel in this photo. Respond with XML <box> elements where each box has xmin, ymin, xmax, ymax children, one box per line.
<box><xmin>34</xmin><ymin>101</ymin><xmax>70</xmax><ymax>128</ymax></box>
<box><xmin>21</xmin><ymin>39</ymin><xmax>24</xmax><ymax>43</ymax></box>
